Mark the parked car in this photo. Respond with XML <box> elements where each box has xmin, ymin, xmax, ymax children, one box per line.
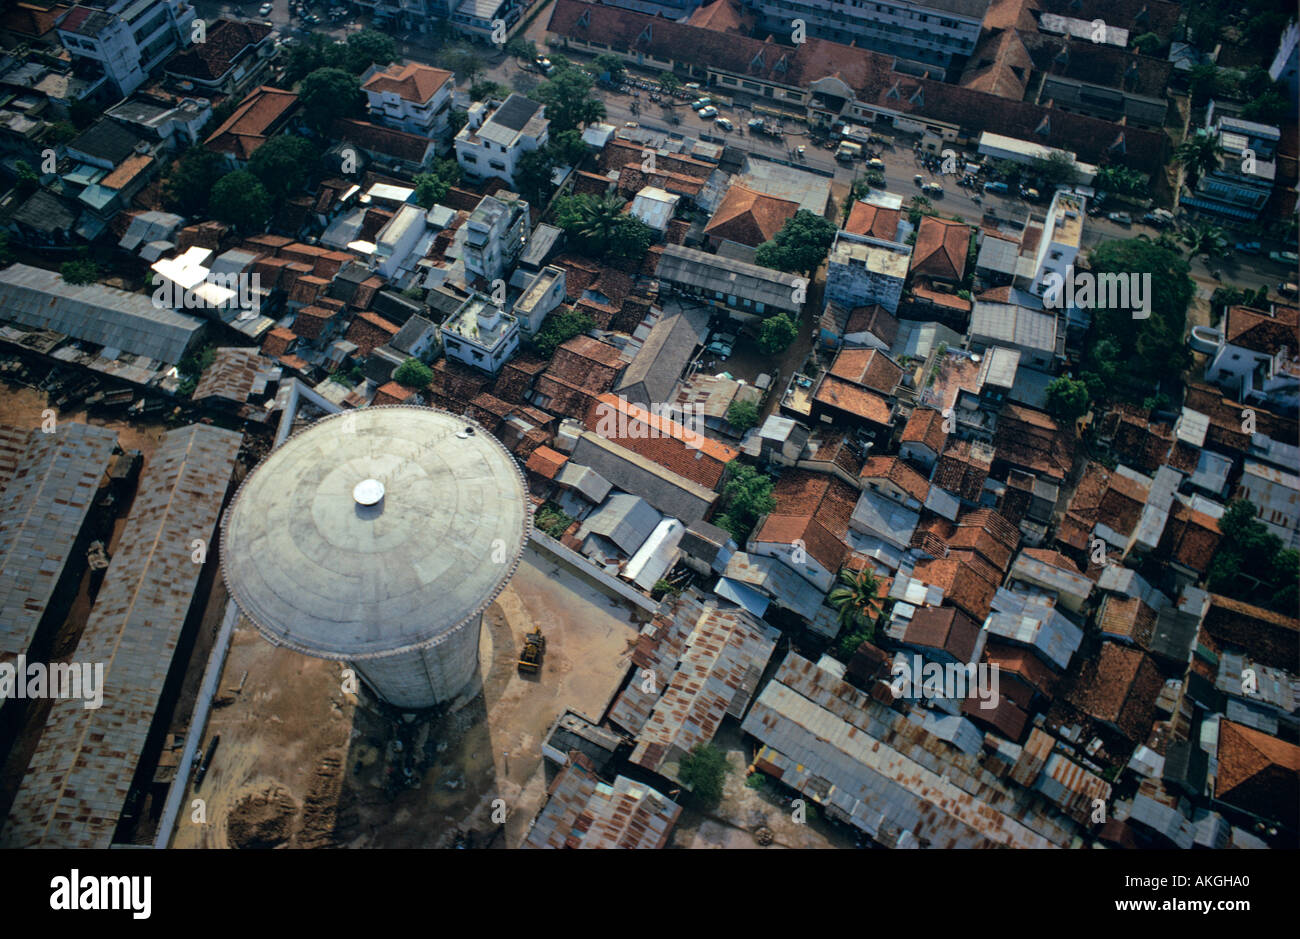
<box><xmin>691</xmin><ymin>97</ymin><xmax>712</xmax><ymax>110</ymax></box>
<box><xmin>258</xmin><ymin>3</ymin><xmax>272</xmax><ymax>15</ymax></box>
<box><xmin>715</xmin><ymin>117</ymin><xmax>734</xmax><ymax>131</ymax></box>
<box><xmin>1279</xmin><ymin>281</ymin><xmax>1299</xmax><ymax>298</ymax></box>
<box><xmin>914</xmin><ymin>174</ymin><xmax>924</xmax><ymax>187</ymax></box>
<box><xmin>867</xmin><ymin>157</ymin><xmax>885</xmax><ymax>170</ymax></box>
<box><xmin>684</xmin><ymin>82</ymin><xmax>702</xmax><ymax>92</ymax></box>
<box><xmin>1107</xmin><ymin>212</ymin><xmax>1133</xmax><ymax>226</ymax></box>
<box><xmin>707</xmin><ymin>332</ymin><xmax>737</xmax><ymax>358</ymax></box>
<box><xmin>1143</xmin><ymin>208</ymin><xmax>1175</xmax><ymax>227</ymax></box>
<box><xmin>698</xmin><ymin>105</ymin><xmax>718</xmax><ymax>118</ymax></box>
<box><xmin>983</xmin><ymin>181</ymin><xmax>1009</xmax><ymax>194</ymax></box>
<box><xmin>747</xmin><ymin>118</ymin><xmax>765</xmax><ymax>131</ymax></box>
<box><xmin>1235</xmin><ymin>241</ymin><xmax>1263</xmax><ymax>255</ymax></box>
<box><xmin>923</xmin><ymin>182</ymin><xmax>944</xmax><ymax>197</ymax></box>
<box><xmin>1269</xmin><ymin>250</ymin><xmax>1299</xmax><ymax>265</ymax></box>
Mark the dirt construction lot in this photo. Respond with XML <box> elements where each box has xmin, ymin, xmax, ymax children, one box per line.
<box><xmin>171</xmin><ymin>544</ymin><xmax>645</xmax><ymax>849</ymax></box>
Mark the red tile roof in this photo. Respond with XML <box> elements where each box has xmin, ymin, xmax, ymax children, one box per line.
<box><xmin>261</xmin><ymin>326</ymin><xmax>296</xmax><ymax>358</ymax></box>
<box><xmin>1224</xmin><ymin>304</ymin><xmax>1300</xmax><ymax>356</ymax></box>
<box><xmin>526</xmin><ymin>445</ymin><xmax>569</xmax><ymax>479</ymax></box>
<box><xmin>911</xmin><ymin>216</ymin><xmax>971</xmax><ymax>282</ymax></box>
<box><xmin>844</xmin><ymin>201</ymin><xmax>901</xmax><ymax>240</ymax></box>
<box><xmin>901</xmin><ymin>405</ymin><xmax>948</xmax><ymax>455</ymax></box>
<box><xmin>344</xmin><ymin>311</ymin><xmax>400</xmax><ymax>356</ymax></box>
<box><xmin>1216</xmin><ymin>720</ymin><xmax>1300</xmax><ymax>830</ymax></box>
<box><xmin>1066</xmin><ymin>642</ymin><xmax>1163</xmax><ymax>742</ymax></box>
<box><xmin>585</xmin><ymin>393</ymin><xmax>738</xmax><ymax>489</ymax></box>
<box><xmin>752</xmin><ymin>470</ymin><xmax>858</xmax><ymax>572</ymax></box>
<box><xmin>813</xmin><ymin>374</ymin><xmax>892</xmax><ymax>424</ymax></box>
<box><xmin>165</xmin><ymin>18</ymin><xmax>272</xmax><ymax>83</ymax></box>
<box><xmin>1202</xmin><ymin>594</ymin><xmax>1300</xmax><ymax>672</ymax></box>
<box><xmin>933</xmin><ymin>437</ymin><xmax>991</xmax><ymax>503</ymax></box>
<box><xmin>703</xmin><ymin>184</ymin><xmax>799</xmax><ymax>247</ymax></box>
<box><xmin>331</xmin><ymin>118</ymin><xmax>435</xmax><ymax>164</ymax></box>
<box><xmin>903</xmin><ymin>605</ymin><xmax>981</xmax><ymax>662</ymax></box>
<box><xmin>860</xmin><ymin>455</ymin><xmax>929</xmax><ymax>504</ymax></box>
<box><xmin>829</xmin><ymin>347</ymin><xmax>903</xmax><ymax>395</ymax></box>
<box><xmin>362</xmin><ymin>61</ymin><xmax>453</xmax><ymax>103</ymax></box>
<box><xmin>204</xmin><ymin>86</ymin><xmax>299</xmax><ymax>160</ymax></box>
<box><xmin>372</xmin><ymin>381</ymin><xmax>417</xmax><ymax>405</ymax></box>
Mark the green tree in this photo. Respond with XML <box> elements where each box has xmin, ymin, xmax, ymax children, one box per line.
<box><xmin>605</xmin><ymin>215</ymin><xmax>654</xmax><ymax>262</ymax></box>
<box><xmin>248</xmin><ymin>135</ymin><xmax>318</xmax><ymax>204</ymax></box>
<box><xmin>47</xmin><ymin>121</ymin><xmax>78</xmax><ymax>145</ymax></box>
<box><xmin>1186</xmin><ymin>64</ymin><xmax>1222</xmax><ymax>107</ymax></box>
<box><xmin>1030</xmin><ymin>150</ymin><xmax>1078</xmax><ymax>188</ymax></box>
<box><xmin>513</xmin><ymin>147</ymin><xmax>559</xmax><ymax>205</ymax></box>
<box><xmin>552</xmin><ymin>193</ymin><xmax>650</xmax><ymax>261</ymax></box>
<box><xmin>1045</xmin><ymin>375</ymin><xmax>1090</xmax><ymax>423</ymax></box>
<box><xmin>412</xmin><ymin>159</ymin><xmax>462</xmax><ymax>208</ymax></box>
<box><xmin>1177</xmin><ymin>130</ymin><xmax>1224</xmax><ymax>192</ymax></box>
<box><xmin>506</xmin><ymin>36</ymin><xmax>536</xmax><ymax>60</ymax></box>
<box><xmin>529</xmin><ymin>65</ymin><xmax>605</xmax><ymax>133</ymax></box>
<box><xmin>548</xmin><ymin>128</ymin><xmax>588</xmax><ymax>167</ymax></box>
<box><xmin>713</xmin><ymin>462</ymin><xmax>775</xmax><ymax>543</ymax></box>
<box><xmin>60</xmin><ymin>259</ymin><xmax>98</xmax><ymax>285</ymax></box>
<box><xmin>1180</xmin><ymin>221</ymin><xmax>1229</xmax><ymax>258</ymax></box>
<box><xmin>470</xmin><ymin>80</ymin><xmax>508</xmax><ymax>101</ymax></box>
<box><xmin>163</xmin><ymin>147</ymin><xmax>227</xmax><ymax>216</ymax></box>
<box><xmin>1208</xmin><ymin>498</ymin><xmax>1300</xmax><ymax>614</ymax></box>
<box><xmin>1241</xmin><ymin>88</ymin><xmax>1289</xmax><ymax>124</ymax></box>
<box><xmin>14</xmin><ymin>160</ymin><xmax>39</xmax><ymax>194</ymax></box>
<box><xmin>906</xmin><ymin>194</ymin><xmax>935</xmax><ymax>226</ymax></box>
<box><xmin>343</xmin><ymin>30</ymin><xmax>396</xmax><ymax>74</ymax></box>
<box><xmin>678</xmin><ymin>743</ymin><xmax>729</xmax><ymax>806</ymax></box>
<box><xmin>299</xmin><ymin>67</ymin><xmax>363</xmax><ymax>134</ymax></box>
<box><xmin>658</xmin><ymin>71</ymin><xmax>681</xmax><ymax>94</ymax></box>
<box><xmin>592</xmin><ymin>52</ymin><xmax>625</xmax><ymax>84</ymax></box>
<box><xmin>209</xmin><ymin>171</ymin><xmax>271</xmax><ymax>232</ymax></box>
<box><xmin>1130</xmin><ymin>32</ymin><xmax>1161</xmax><ymax>55</ymax></box>
<box><xmin>442</xmin><ymin>47</ymin><xmax>486</xmax><ymax>87</ymax></box>
<box><xmin>392</xmin><ymin>358</ymin><xmax>433</xmax><ymax>388</ymax></box>
<box><xmin>758</xmin><ymin>313</ymin><xmax>798</xmax><ymax>355</ymax></box>
<box><xmin>1097</xmin><ymin>165</ymin><xmax>1146</xmax><ymax>197</ymax></box>
<box><xmin>726</xmin><ymin>398</ymin><xmax>760</xmax><ymax>431</ymax></box>
<box><xmin>754</xmin><ymin>210</ymin><xmax>837</xmax><ymax>274</ymax></box>
<box><xmin>828</xmin><ymin>567</ymin><xmax>882</xmax><ymax>634</ymax></box>
<box><xmin>532</xmin><ymin>307</ymin><xmax>596</xmax><ymax>358</ymax></box>
<box><xmin>1084</xmin><ymin>239</ymin><xmax>1194</xmax><ymax>402</ymax></box>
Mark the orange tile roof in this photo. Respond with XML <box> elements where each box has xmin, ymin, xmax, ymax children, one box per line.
<box><xmin>1066</xmin><ymin>642</ymin><xmax>1163</xmax><ymax>742</ymax></box>
<box><xmin>373</xmin><ymin>381</ymin><xmax>416</xmax><ymax>405</ymax></box>
<box><xmin>363</xmin><ymin>61</ymin><xmax>453</xmax><ymax>103</ymax></box>
<box><xmin>752</xmin><ymin>471</ymin><xmax>857</xmax><ymax>572</ymax></box>
<box><xmin>587</xmin><ymin>393</ymin><xmax>739</xmax><ymax>489</ymax></box>
<box><xmin>100</xmin><ymin>153</ymin><xmax>154</xmax><ymax>190</ymax></box>
<box><xmin>204</xmin><ymin>86</ymin><xmax>299</xmax><ymax>160</ymax></box>
<box><xmin>1215</xmin><ymin>720</ymin><xmax>1300</xmax><ymax>828</ymax></box>
<box><xmin>703</xmin><ymin>184</ymin><xmax>799</xmax><ymax>247</ymax></box>
<box><xmin>860</xmin><ymin>455</ymin><xmax>929</xmax><ymax>504</ymax></box>
<box><xmin>526</xmin><ymin>445</ymin><xmax>569</xmax><ymax>479</ymax></box>
<box><xmin>901</xmin><ymin>405</ymin><xmax>948</xmax><ymax>455</ymax></box>
<box><xmin>814</xmin><ymin>374</ymin><xmax>892</xmax><ymax>424</ymax></box>
<box><xmin>829</xmin><ymin>347</ymin><xmax>902</xmax><ymax>395</ymax></box>
<box><xmin>910</xmin><ymin>216</ymin><xmax>971</xmax><ymax>282</ymax></box>
<box><xmin>1224</xmin><ymin>304</ymin><xmax>1300</xmax><ymax>356</ymax></box>
<box><xmin>844</xmin><ymin>201</ymin><xmax>901</xmax><ymax>240</ymax></box>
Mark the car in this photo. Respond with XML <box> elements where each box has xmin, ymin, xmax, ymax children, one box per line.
<box><xmin>691</xmin><ymin>97</ymin><xmax>712</xmax><ymax>110</ymax></box>
<box><xmin>707</xmin><ymin>332</ymin><xmax>737</xmax><ymax>358</ymax></box>
<box><xmin>1107</xmin><ymin>212</ymin><xmax>1133</xmax><ymax>226</ymax></box>
<box><xmin>684</xmin><ymin>82</ymin><xmax>702</xmax><ymax>92</ymax></box>
<box><xmin>923</xmin><ymin>182</ymin><xmax>944</xmax><ymax>197</ymax></box>
<box><xmin>715</xmin><ymin>117</ymin><xmax>734</xmax><ymax>131</ymax></box>
<box><xmin>914</xmin><ymin>174</ymin><xmax>924</xmax><ymax>187</ymax></box>
<box><xmin>623</xmin><ymin>121</ymin><xmax>638</xmax><ymax>128</ymax></box>
<box><xmin>1279</xmin><ymin>282</ymin><xmax>1299</xmax><ymax>298</ymax></box>
<box><xmin>795</xmin><ymin>145</ymin><xmax>806</xmax><ymax>157</ymax></box>
<box><xmin>1235</xmin><ymin>241</ymin><xmax>1263</xmax><ymax>254</ymax></box>
<box><xmin>698</xmin><ymin>105</ymin><xmax>718</xmax><ymax>118</ymax></box>
<box><xmin>1021</xmin><ymin>187</ymin><xmax>1041</xmax><ymax>201</ymax></box>
<box><xmin>983</xmin><ymin>181</ymin><xmax>1009</xmax><ymax>194</ymax></box>
<box><xmin>867</xmin><ymin>157</ymin><xmax>885</xmax><ymax>170</ymax></box>
<box><xmin>747</xmin><ymin>118</ymin><xmax>765</xmax><ymax>130</ymax></box>
<box><xmin>1269</xmin><ymin>250</ymin><xmax>1299</xmax><ymax>265</ymax></box>
<box><xmin>259</xmin><ymin>2</ymin><xmax>272</xmax><ymax>14</ymax></box>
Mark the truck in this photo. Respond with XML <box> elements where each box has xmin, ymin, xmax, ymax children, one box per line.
<box><xmin>518</xmin><ymin>628</ymin><xmax>546</xmax><ymax>674</ymax></box>
<box><xmin>835</xmin><ymin>141</ymin><xmax>863</xmax><ymax>162</ymax></box>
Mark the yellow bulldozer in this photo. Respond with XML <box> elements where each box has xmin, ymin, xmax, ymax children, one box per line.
<box><xmin>517</xmin><ymin>628</ymin><xmax>546</xmax><ymax>674</ymax></box>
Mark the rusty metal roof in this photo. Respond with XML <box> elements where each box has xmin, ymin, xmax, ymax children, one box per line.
<box><xmin>523</xmin><ymin>753</ymin><xmax>682</xmax><ymax>849</ymax></box>
<box><xmin>3</xmin><ymin>424</ymin><xmax>242</xmax><ymax>848</ymax></box>
<box><xmin>0</xmin><ymin>422</ymin><xmax>118</xmax><ymax>660</ymax></box>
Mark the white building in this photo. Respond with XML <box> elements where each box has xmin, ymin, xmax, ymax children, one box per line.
<box><xmin>1202</xmin><ymin>304</ymin><xmax>1300</xmax><ymax>411</ymax></box>
<box><xmin>1269</xmin><ymin>19</ymin><xmax>1299</xmax><ymax>101</ymax></box>
<box><xmin>454</xmin><ymin>93</ymin><xmax>549</xmax><ymax>190</ymax></box>
<box><xmin>362</xmin><ymin>61</ymin><xmax>455</xmax><ymax>140</ymax></box>
<box><xmin>57</xmin><ymin>0</ymin><xmax>196</xmax><ymax>98</ymax></box>
<box><xmin>1180</xmin><ymin>111</ymin><xmax>1280</xmax><ymax>221</ymax></box>
<box><xmin>976</xmin><ymin>133</ymin><xmax>1097</xmax><ymax>185</ymax></box>
<box><xmin>739</xmin><ymin>0</ymin><xmax>986</xmax><ymax>73</ymax></box>
<box><xmin>441</xmin><ymin>292</ymin><xmax>521</xmax><ymax>375</ymax></box>
<box><xmin>1026</xmin><ymin>190</ymin><xmax>1084</xmax><ymax>298</ymax></box>
<box><xmin>513</xmin><ymin>265</ymin><xmax>566</xmax><ymax>334</ymax></box>
<box><xmin>463</xmin><ymin>193</ymin><xmax>531</xmax><ymax>284</ymax></box>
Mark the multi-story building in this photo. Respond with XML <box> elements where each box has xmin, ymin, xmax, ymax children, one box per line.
<box><xmin>361</xmin><ymin>61</ymin><xmax>455</xmax><ymax>140</ymax></box>
<box><xmin>454</xmin><ymin>93</ymin><xmax>548</xmax><ymax>189</ymax></box>
<box><xmin>825</xmin><ymin>231</ymin><xmax>910</xmax><ymax>314</ymax></box>
<box><xmin>739</xmin><ymin>0</ymin><xmax>986</xmax><ymax>74</ymax></box>
<box><xmin>1269</xmin><ymin>18</ymin><xmax>1299</xmax><ymax>102</ymax></box>
<box><xmin>441</xmin><ymin>292</ymin><xmax>521</xmax><ymax>375</ymax></box>
<box><xmin>1025</xmin><ymin>190</ymin><xmax>1083</xmax><ymax>298</ymax></box>
<box><xmin>56</xmin><ymin>0</ymin><xmax>197</xmax><ymax>98</ymax></box>
<box><xmin>463</xmin><ymin>193</ymin><xmax>530</xmax><ymax>284</ymax></box>
<box><xmin>1179</xmin><ymin>110</ymin><xmax>1280</xmax><ymax>221</ymax></box>
<box><xmin>1201</xmin><ymin>304</ymin><xmax>1299</xmax><ymax>412</ymax></box>
<box><xmin>513</xmin><ymin>265</ymin><xmax>566</xmax><ymax>334</ymax></box>
<box><xmin>162</xmin><ymin>18</ymin><xmax>275</xmax><ymax>97</ymax></box>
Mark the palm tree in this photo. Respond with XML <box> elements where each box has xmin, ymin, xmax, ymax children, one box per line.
<box><xmin>576</xmin><ymin>195</ymin><xmax>625</xmax><ymax>247</ymax></box>
<box><xmin>828</xmin><ymin>567</ymin><xmax>883</xmax><ymax>634</ymax></box>
<box><xmin>1180</xmin><ymin>221</ymin><xmax>1228</xmax><ymax>258</ymax></box>
<box><xmin>1176</xmin><ymin>131</ymin><xmax>1224</xmax><ymax>193</ymax></box>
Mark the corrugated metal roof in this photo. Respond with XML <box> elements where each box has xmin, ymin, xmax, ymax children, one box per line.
<box><xmin>3</xmin><ymin>424</ymin><xmax>242</xmax><ymax>848</ymax></box>
<box><xmin>524</xmin><ymin>755</ymin><xmax>682</xmax><ymax>849</ymax></box>
<box><xmin>0</xmin><ymin>423</ymin><xmax>118</xmax><ymax>659</ymax></box>
<box><xmin>0</xmin><ymin>263</ymin><xmax>204</xmax><ymax>364</ymax></box>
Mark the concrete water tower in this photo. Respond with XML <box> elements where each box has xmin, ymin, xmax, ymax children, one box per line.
<box><xmin>221</xmin><ymin>406</ymin><xmax>531</xmax><ymax>709</ymax></box>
